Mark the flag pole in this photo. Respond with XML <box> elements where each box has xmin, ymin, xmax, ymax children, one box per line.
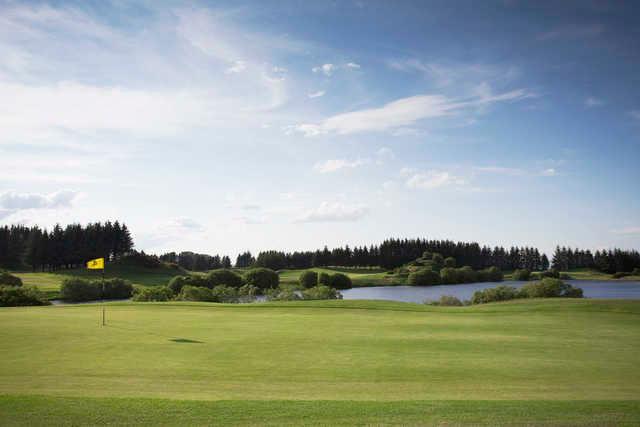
<box><xmin>102</xmin><ymin>263</ymin><xmax>105</xmax><ymax>326</ymax></box>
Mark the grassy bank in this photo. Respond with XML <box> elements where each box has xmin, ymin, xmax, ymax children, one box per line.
<box><xmin>0</xmin><ymin>299</ymin><xmax>639</xmax><ymax>424</ymax></box>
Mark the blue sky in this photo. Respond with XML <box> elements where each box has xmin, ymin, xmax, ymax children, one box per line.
<box><xmin>0</xmin><ymin>0</ymin><xmax>639</xmax><ymax>257</ymax></box>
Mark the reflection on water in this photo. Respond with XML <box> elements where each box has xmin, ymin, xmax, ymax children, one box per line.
<box><xmin>340</xmin><ymin>280</ymin><xmax>640</xmax><ymax>303</ymax></box>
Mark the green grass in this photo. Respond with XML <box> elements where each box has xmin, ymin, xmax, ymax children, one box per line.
<box><xmin>13</xmin><ymin>264</ymin><xmax>183</xmax><ymax>299</ymax></box>
<box><xmin>1</xmin><ymin>299</ymin><xmax>639</xmax><ymax>424</ymax></box>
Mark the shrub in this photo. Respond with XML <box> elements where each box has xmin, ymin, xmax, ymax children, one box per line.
<box><xmin>513</xmin><ymin>269</ymin><xmax>531</xmax><ymax>281</ymax></box>
<box><xmin>408</xmin><ymin>269</ymin><xmax>441</xmax><ymax>286</ymax></box>
<box><xmin>102</xmin><ymin>278</ymin><xmax>134</xmax><ymax>299</ymax></box>
<box><xmin>210</xmin><ymin>285</ymin><xmax>240</xmax><ymax>303</ymax></box>
<box><xmin>237</xmin><ymin>284</ymin><xmax>259</xmax><ymax>302</ymax></box>
<box><xmin>458</xmin><ymin>266</ymin><xmax>477</xmax><ymax>283</ymax></box>
<box><xmin>444</xmin><ymin>257</ymin><xmax>456</xmax><ymax>268</ymax></box>
<box><xmin>302</xmin><ymin>285</ymin><xmax>342</xmax><ymax>300</ymax></box>
<box><xmin>0</xmin><ymin>270</ymin><xmax>22</xmax><ymax>287</ymax></box>
<box><xmin>0</xmin><ymin>286</ymin><xmax>50</xmax><ymax>306</ymax></box>
<box><xmin>471</xmin><ymin>285</ymin><xmax>520</xmax><ymax>305</ymax></box>
<box><xmin>132</xmin><ymin>286</ymin><xmax>174</xmax><ymax>302</ymax></box>
<box><xmin>431</xmin><ymin>295</ymin><xmax>464</xmax><ymax>306</ymax></box>
<box><xmin>439</xmin><ymin>267</ymin><xmax>459</xmax><ymax>284</ymax></box>
<box><xmin>318</xmin><ymin>272</ymin><xmax>331</xmax><ymax>286</ymax></box>
<box><xmin>244</xmin><ymin>268</ymin><xmax>279</xmax><ymax>291</ymax></box>
<box><xmin>518</xmin><ymin>278</ymin><xmax>583</xmax><ymax>299</ymax></box>
<box><xmin>299</xmin><ymin>271</ymin><xmax>318</xmax><ymax>288</ymax></box>
<box><xmin>540</xmin><ymin>269</ymin><xmax>560</xmax><ymax>279</ymax></box>
<box><xmin>431</xmin><ymin>253</ymin><xmax>444</xmax><ymax>270</ymax></box>
<box><xmin>60</xmin><ymin>278</ymin><xmax>101</xmax><ymax>302</ymax></box>
<box><xmin>177</xmin><ymin>285</ymin><xmax>215</xmax><ymax>302</ymax></box>
<box><xmin>328</xmin><ymin>273</ymin><xmax>352</xmax><ymax>290</ymax></box>
<box><xmin>559</xmin><ymin>272</ymin><xmax>572</xmax><ymax>279</ymax></box>
<box><xmin>206</xmin><ymin>269</ymin><xmax>243</xmax><ymax>288</ymax></box>
<box><xmin>483</xmin><ymin>266</ymin><xmax>504</xmax><ymax>282</ymax></box>
<box><xmin>266</xmin><ymin>285</ymin><xmax>301</xmax><ymax>301</ymax></box>
<box><xmin>633</xmin><ymin>268</ymin><xmax>640</xmax><ymax>276</ymax></box>
<box><xmin>168</xmin><ymin>276</ymin><xmax>190</xmax><ymax>294</ymax></box>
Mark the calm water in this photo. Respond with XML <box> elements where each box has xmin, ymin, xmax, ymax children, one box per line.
<box><xmin>340</xmin><ymin>280</ymin><xmax>640</xmax><ymax>303</ymax></box>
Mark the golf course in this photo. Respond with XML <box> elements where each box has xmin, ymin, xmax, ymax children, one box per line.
<box><xmin>1</xmin><ymin>298</ymin><xmax>639</xmax><ymax>425</ymax></box>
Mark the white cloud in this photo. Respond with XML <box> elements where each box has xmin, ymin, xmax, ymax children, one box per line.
<box><xmin>611</xmin><ymin>226</ymin><xmax>640</xmax><ymax>235</ymax></box>
<box><xmin>0</xmin><ymin>189</ymin><xmax>79</xmax><ymax>210</ymax></box>
<box><xmin>376</xmin><ymin>147</ymin><xmax>395</xmax><ymax>162</ymax></box>
<box><xmin>312</xmin><ymin>63</ymin><xmax>336</xmax><ymax>76</ymax></box>
<box><xmin>292</xmin><ymin>87</ymin><xmax>532</xmax><ymax>137</ymax></box>
<box><xmin>313</xmin><ymin>158</ymin><xmax>370</xmax><ymax>173</ymax></box>
<box><xmin>225</xmin><ymin>60</ymin><xmax>246</xmax><ymax>74</ymax></box>
<box><xmin>540</xmin><ymin>168</ymin><xmax>557</xmax><ymax>177</ymax></box>
<box><xmin>295</xmin><ymin>202</ymin><xmax>369</xmax><ymax>223</ymax></box>
<box><xmin>585</xmin><ymin>97</ymin><xmax>603</xmax><ymax>108</ymax></box>
<box><xmin>405</xmin><ymin>171</ymin><xmax>465</xmax><ymax>189</ymax></box>
<box><xmin>346</xmin><ymin>62</ymin><xmax>360</xmax><ymax>69</ymax></box>
<box><xmin>308</xmin><ymin>90</ymin><xmax>326</xmax><ymax>98</ymax></box>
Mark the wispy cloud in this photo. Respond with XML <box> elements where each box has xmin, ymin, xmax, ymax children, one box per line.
<box><xmin>294</xmin><ymin>202</ymin><xmax>369</xmax><ymax>223</ymax></box>
<box><xmin>611</xmin><ymin>226</ymin><xmax>640</xmax><ymax>235</ymax></box>
<box><xmin>225</xmin><ymin>60</ymin><xmax>246</xmax><ymax>74</ymax></box>
<box><xmin>308</xmin><ymin>90</ymin><xmax>326</xmax><ymax>98</ymax></box>
<box><xmin>292</xmin><ymin>86</ymin><xmax>532</xmax><ymax>137</ymax></box>
<box><xmin>0</xmin><ymin>189</ymin><xmax>80</xmax><ymax>219</ymax></box>
<box><xmin>403</xmin><ymin>170</ymin><xmax>465</xmax><ymax>190</ymax></box>
<box><xmin>312</xmin><ymin>63</ymin><xmax>336</xmax><ymax>76</ymax></box>
<box><xmin>474</xmin><ymin>166</ymin><xmax>526</xmax><ymax>176</ymax></box>
<box><xmin>585</xmin><ymin>97</ymin><xmax>603</xmax><ymax>108</ymax></box>
<box><xmin>313</xmin><ymin>158</ymin><xmax>370</xmax><ymax>173</ymax></box>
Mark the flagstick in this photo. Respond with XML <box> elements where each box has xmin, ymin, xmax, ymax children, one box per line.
<box><xmin>102</xmin><ymin>266</ymin><xmax>105</xmax><ymax>326</ymax></box>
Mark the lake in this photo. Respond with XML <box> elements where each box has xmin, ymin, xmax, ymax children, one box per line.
<box><xmin>341</xmin><ymin>280</ymin><xmax>640</xmax><ymax>303</ymax></box>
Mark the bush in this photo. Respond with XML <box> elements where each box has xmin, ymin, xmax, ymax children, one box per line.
<box><xmin>168</xmin><ymin>276</ymin><xmax>190</xmax><ymax>294</ymax></box>
<box><xmin>206</xmin><ymin>269</ymin><xmax>243</xmax><ymax>288</ymax></box>
<box><xmin>458</xmin><ymin>266</ymin><xmax>477</xmax><ymax>283</ymax></box>
<box><xmin>244</xmin><ymin>268</ymin><xmax>279</xmax><ymax>291</ymax></box>
<box><xmin>132</xmin><ymin>286</ymin><xmax>174</xmax><ymax>302</ymax></box>
<box><xmin>237</xmin><ymin>284</ymin><xmax>259</xmax><ymax>302</ymax></box>
<box><xmin>482</xmin><ymin>266</ymin><xmax>503</xmax><ymax>282</ymax></box>
<box><xmin>518</xmin><ymin>278</ymin><xmax>583</xmax><ymax>299</ymax></box>
<box><xmin>471</xmin><ymin>285</ymin><xmax>520</xmax><ymax>305</ymax></box>
<box><xmin>529</xmin><ymin>272</ymin><xmax>541</xmax><ymax>280</ymax></box>
<box><xmin>210</xmin><ymin>285</ymin><xmax>240</xmax><ymax>303</ymax></box>
<box><xmin>425</xmin><ymin>295</ymin><xmax>464</xmax><ymax>306</ymax></box>
<box><xmin>431</xmin><ymin>253</ymin><xmax>444</xmax><ymax>270</ymax></box>
<box><xmin>540</xmin><ymin>269</ymin><xmax>560</xmax><ymax>279</ymax></box>
<box><xmin>177</xmin><ymin>285</ymin><xmax>215</xmax><ymax>302</ymax></box>
<box><xmin>0</xmin><ymin>270</ymin><xmax>22</xmax><ymax>287</ymax></box>
<box><xmin>444</xmin><ymin>257</ymin><xmax>456</xmax><ymax>268</ymax></box>
<box><xmin>0</xmin><ymin>286</ymin><xmax>50</xmax><ymax>306</ymax></box>
<box><xmin>633</xmin><ymin>268</ymin><xmax>640</xmax><ymax>276</ymax></box>
<box><xmin>299</xmin><ymin>271</ymin><xmax>318</xmax><ymax>288</ymax></box>
<box><xmin>302</xmin><ymin>285</ymin><xmax>342</xmax><ymax>300</ymax></box>
<box><xmin>328</xmin><ymin>273</ymin><xmax>352</xmax><ymax>290</ymax></box>
<box><xmin>439</xmin><ymin>267</ymin><xmax>459</xmax><ymax>284</ymax></box>
<box><xmin>60</xmin><ymin>278</ymin><xmax>101</xmax><ymax>302</ymax></box>
<box><xmin>318</xmin><ymin>272</ymin><xmax>331</xmax><ymax>286</ymax></box>
<box><xmin>102</xmin><ymin>278</ymin><xmax>134</xmax><ymax>299</ymax></box>
<box><xmin>559</xmin><ymin>273</ymin><xmax>572</xmax><ymax>280</ymax></box>
<box><xmin>408</xmin><ymin>268</ymin><xmax>441</xmax><ymax>286</ymax></box>
<box><xmin>513</xmin><ymin>269</ymin><xmax>531</xmax><ymax>281</ymax></box>
<box><xmin>266</xmin><ymin>284</ymin><xmax>301</xmax><ymax>301</ymax></box>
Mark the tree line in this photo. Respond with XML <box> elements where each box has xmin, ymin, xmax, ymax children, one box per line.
<box><xmin>159</xmin><ymin>251</ymin><xmax>232</xmax><ymax>271</ymax></box>
<box><xmin>0</xmin><ymin>222</ymin><xmax>133</xmax><ymax>271</ymax></box>
<box><xmin>551</xmin><ymin>246</ymin><xmax>640</xmax><ymax>273</ymax></box>
<box><xmin>247</xmin><ymin>239</ymin><xmax>550</xmax><ymax>271</ymax></box>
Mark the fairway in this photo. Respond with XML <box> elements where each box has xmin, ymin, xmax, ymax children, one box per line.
<box><xmin>1</xmin><ymin>299</ymin><xmax>639</xmax><ymax>424</ymax></box>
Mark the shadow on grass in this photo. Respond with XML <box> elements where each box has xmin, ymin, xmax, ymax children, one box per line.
<box><xmin>170</xmin><ymin>338</ymin><xmax>204</xmax><ymax>344</ymax></box>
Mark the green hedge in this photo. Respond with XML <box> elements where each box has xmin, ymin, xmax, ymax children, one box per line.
<box><xmin>0</xmin><ymin>286</ymin><xmax>50</xmax><ymax>306</ymax></box>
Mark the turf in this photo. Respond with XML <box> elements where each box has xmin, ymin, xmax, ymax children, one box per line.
<box><xmin>0</xmin><ymin>299</ymin><xmax>639</xmax><ymax>424</ymax></box>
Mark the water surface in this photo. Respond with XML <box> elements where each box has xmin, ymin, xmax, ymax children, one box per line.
<box><xmin>341</xmin><ymin>280</ymin><xmax>640</xmax><ymax>303</ymax></box>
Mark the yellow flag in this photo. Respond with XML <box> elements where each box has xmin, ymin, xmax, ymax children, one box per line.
<box><xmin>86</xmin><ymin>258</ymin><xmax>105</xmax><ymax>270</ymax></box>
